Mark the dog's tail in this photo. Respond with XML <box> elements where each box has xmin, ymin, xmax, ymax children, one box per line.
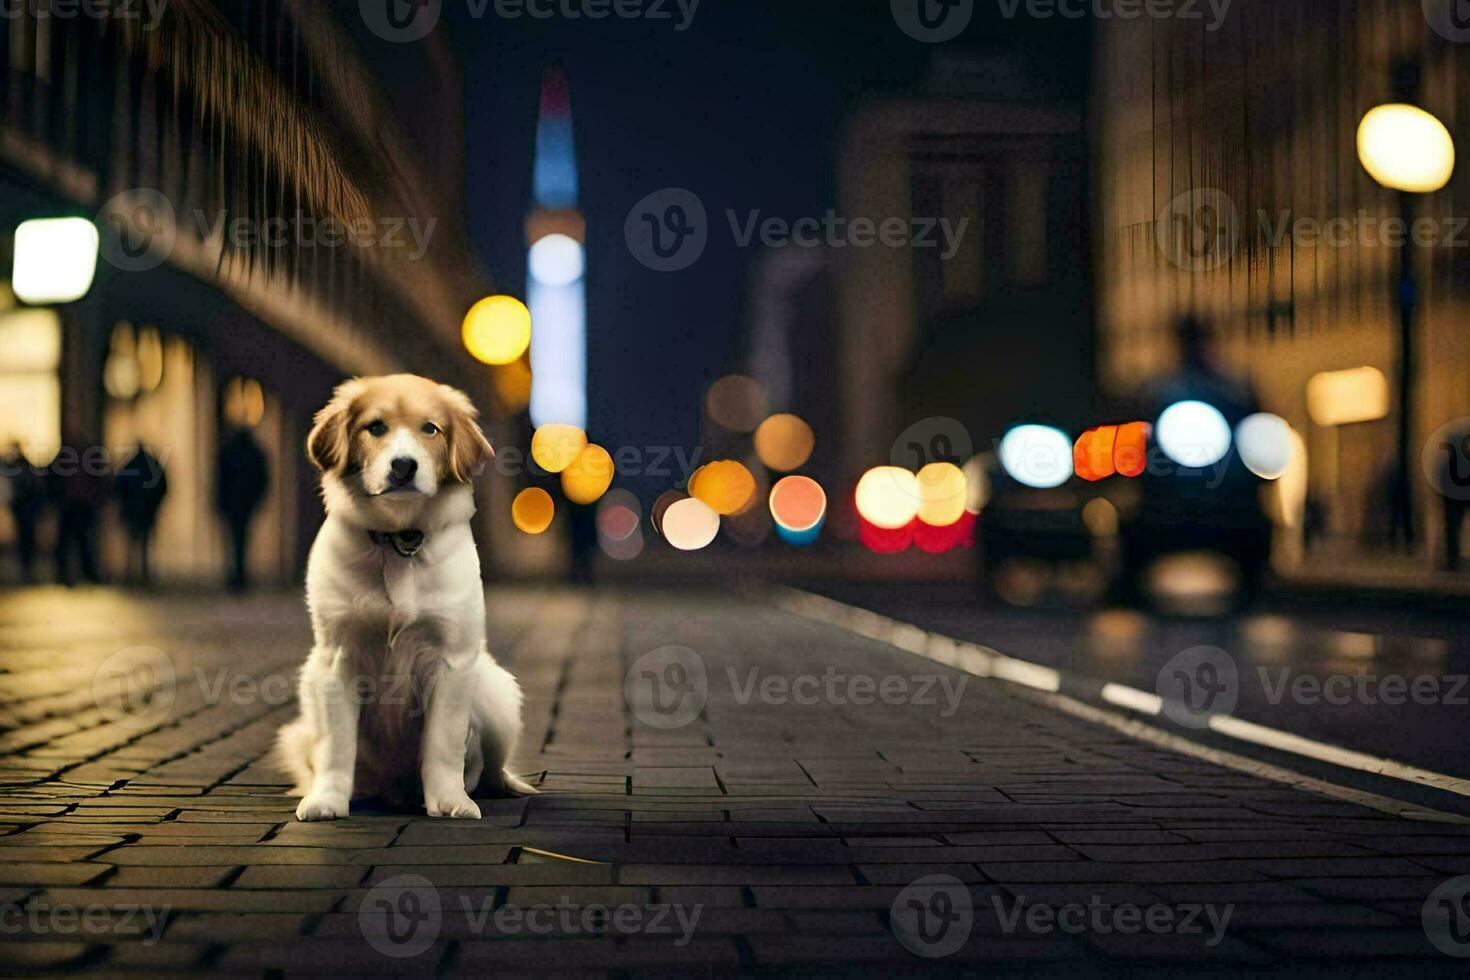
<box><xmin>274</xmin><ymin>717</ymin><xmax>315</xmax><ymax>797</ymax></box>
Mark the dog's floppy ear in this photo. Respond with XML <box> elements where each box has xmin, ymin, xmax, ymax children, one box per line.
<box><xmin>439</xmin><ymin>384</ymin><xmax>494</xmax><ymax>482</ymax></box>
<box><xmin>307</xmin><ymin>379</ymin><xmax>364</xmax><ymax>473</ymax></box>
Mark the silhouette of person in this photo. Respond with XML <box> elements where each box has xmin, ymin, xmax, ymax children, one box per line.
<box><xmin>216</xmin><ymin>427</ymin><xmax>269</xmax><ymax>592</ymax></box>
<box><xmin>1</xmin><ymin>443</ymin><xmax>45</xmax><ymax>583</ymax></box>
<box><xmin>48</xmin><ymin>433</ymin><xmax>110</xmax><ymax>586</ymax></box>
<box><xmin>114</xmin><ymin>445</ymin><xmax>168</xmax><ymax>586</ymax></box>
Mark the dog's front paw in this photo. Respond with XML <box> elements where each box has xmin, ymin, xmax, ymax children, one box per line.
<box><xmin>296</xmin><ymin>793</ymin><xmax>349</xmax><ymax>821</ymax></box>
<box><xmin>425</xmin><ymin>792</ymin><xmax>481</xmax><ymax>819</ymax></box>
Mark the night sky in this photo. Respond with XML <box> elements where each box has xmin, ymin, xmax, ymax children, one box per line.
<box><xmin>443</xmin><ymin>0</ymin><xmax>1086</xmax><ymax>478</ymax></box>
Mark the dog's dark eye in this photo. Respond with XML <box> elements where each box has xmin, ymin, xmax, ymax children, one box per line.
<box><xmin>366</xmin><ymin>421</ymin><xmax>388</xmax><ymax>437</ymax></box>
<box><xmin>421</xmin><ymin>422</ymin><xmax>440</xmax><ymax>437</ymax></box>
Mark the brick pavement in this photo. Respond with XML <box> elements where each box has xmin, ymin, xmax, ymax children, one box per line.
<box><xmin>2</xmin><ymin>585</ymin><xmax>1470</xmax><ymax>975</ymax></box>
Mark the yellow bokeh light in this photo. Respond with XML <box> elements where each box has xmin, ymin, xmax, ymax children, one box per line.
<box><xmin>531</xmin><ymin>423</ymin><xmax>588</xmax><ymax>474</ymax></box>
<box><xmin>855</xmin><ymin>466</ymin><xmax>920</xmax><ymax>529</ymax></box>
<box><xmin>462</xmin><ymin>295</ymin><xmax>532</xmax><ymax>366</ymax></box>
<box><xmin>688</xmin><ymin>459</ymin><xmax>756</xmax><ymax>515</ymax></box>
<box><xmin>1357</xmin><ymin>104</ymin><xmax>1456</xmax><ymax>194</ymax></box>
<box><xmin>916</xmin><ymin>462</ymin><xmax>967</xmax><ymax>527</ymax></box>
<box><xmin>753</xmin><ymin>413</ymin><xmax>815</xmax><ymax>472</ymax></box>
<box><xmin>512</xmin><ymin>487</ymin><xmax>555</xmax><ymax>534</ymax></box>
<box><xmin>561</xmin><ymin>443</ymin><xmax>614</xmax><ymax>505</ymax></box>
<box><xmin>492</xmin><ymin>358</ymin><xmax>532</xmax><ymax>414</ymax></box>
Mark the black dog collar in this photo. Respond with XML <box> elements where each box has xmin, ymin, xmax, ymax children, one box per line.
<box><xmin>368</xmin><ymin>529</ymin><xmax>426</xmax><ymax>559</ymax></box>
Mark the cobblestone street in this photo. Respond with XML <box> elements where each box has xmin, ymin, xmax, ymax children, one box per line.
<box><xmin>3</xmin><ymin>586</ymin><xmax>1470</xmax><ymax>975</ymax></box>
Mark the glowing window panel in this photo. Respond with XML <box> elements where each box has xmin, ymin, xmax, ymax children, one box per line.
<box><xmin>13</xmin><ymin>218</ymin><xmax>99</xmax><ymax>304</ymax></box>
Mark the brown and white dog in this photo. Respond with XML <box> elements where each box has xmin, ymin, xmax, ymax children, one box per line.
<box><xmin>276</xmin><ymin>374</ymin><xmax>535</xmax><ymax>821</ymax></box>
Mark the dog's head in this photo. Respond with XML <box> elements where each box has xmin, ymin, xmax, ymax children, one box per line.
<box><xmin>307</xmin><ymin>375</ymin><xmax>493</xmax><ymax>499</ymax></box>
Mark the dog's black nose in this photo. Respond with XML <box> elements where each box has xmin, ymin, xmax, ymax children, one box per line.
<box><xmin>389</xmin><ymin>457</ymin><xmax>418</xmax><ymax>483</ymax></box>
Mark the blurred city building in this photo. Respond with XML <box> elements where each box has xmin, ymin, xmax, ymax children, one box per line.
<box><xmin>0</xmin><ymin>1</ymin><xmax>494</xmax><ymax>586</ymax></box>
<box><xmin>1094</xmin><ymin>0</ymin><xmax>1470</xmax><ymax>568</ymax></box>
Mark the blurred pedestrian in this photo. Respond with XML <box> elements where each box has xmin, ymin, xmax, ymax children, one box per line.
<box><xmin>48</xmin><ymin>433</ymin><xmax>110</xmax><ymax>586</ymax></box>
<box><xmin>216</xmin><ymin>427</ymin><xmax>269</xmax><ymax>592</ymax></box>
<box><xmin>114</xmin><ymin>444</ymin><xmax>169</xmax><ymax>586</ymax></box>
<box><xmin>1</xmin><ymin>442</ymin><xmax>45</xmax><ymax>583</ymax></box>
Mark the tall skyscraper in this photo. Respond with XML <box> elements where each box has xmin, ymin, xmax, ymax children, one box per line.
<box><xmin>526</xmin><ymin>64</ymin><xmax>587</xmax><ymax>430</ymax></box>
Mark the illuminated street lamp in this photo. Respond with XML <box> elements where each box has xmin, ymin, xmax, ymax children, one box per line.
<box><xmin>1355</xmin><ymin>62</ymin><xmax>1456</xmax><ymax>549</ymax></box>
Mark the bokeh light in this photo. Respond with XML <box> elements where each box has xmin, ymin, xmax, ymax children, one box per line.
<box><xmin>663</xmin><ymin>496</ymin><xmax>720</xmax><ymax>551</ymax></box>
<box><xmin>528</xmin><ymin>233</ymin><xmax>585</xmax><ymax>287</ymax></box>
<box><xmin>651</xmin><ymin>489</ymin><xmax>686</xmax><ymax>538</ymax></box>
<box><xmin>963</xmin><ymin>454</ymin><xmax>993</xmax><ymax>514</ymax></box>
<box><xmin>560</xmin><ymin>443</ymin><xmax>614</xmax><ymax>504</ymax></box>
<box><xmin>916</xmin><ymin>462</ymin><xmax>967</xmax><ymax>527</ymax></box>
<box><xmin>998</xmin><ymin>425</ymin><xmax>1073</xmax><ymax>489</ymax></box>
<box><xmin>1073</xmin><ymin>426</ymin><xmax>1118</xmax><ymax>483</ymax></box>
<box><xmin>511</xmin><ymin>487</ymin><xmax>555</xmax><ymax>534</ymax></box>
<box><xmin>914</xmin><ymin>511</ymin><xmax>974</xmax><ymax>553</ymax></box>
<box><xmin>753</xmin><ymin>413</ymin><xmax>815</xmax><ymax>472</ymax></box>
<box><xmin>769</xmin><ymin>475</ymin><xmax>827</xmax><ymax>532</ymax></box>
<box><xmin>855</xmin><ymin>466</ymin><xmax>920</xmax><ymax>529</ymax></box>
<box><xmin>531</xmin><ymin>423</ymin><xmax>588</xmax><ymax>473</ymax></box>
<box><xmin>1155</xmin><ymin>401</ymin><xmax>1231</xmax><ymax>468</ymax></box>
<box><xmin>688</xmin><ymin>459</ymin><xmax>756</xmax><ymax>515</ymax></box>
<box><xmin>596</xmin><ymin>489</ymin><xmax>643</xmax><ymax>560</ymax></box>
<box><xmin>1235</xmin><ymin>413</ymin><xmax>1294</xmax><ymax>480</ymax></box>
<box><xmin>859</xmin><ymin>514</ymin><xmax>914</xmax><ymax>553</ymax></box>
<box><xmin>1081</xmin><ymin>497</ymin><xmax>1119</xmax><ymax>537</ymax></box>
<box><xmin>13</xmin><ymin>217</ymin><xmax>98</xmax><ymax>304</ymax></box>
<box><xmin>775</xmin><ymin>522</ymin><xmax>822</xmax><ymax>547</ymax></box>
<box><xmin>462</xmin><ymin>295</ymin><xmax>532</xmax><ymax>366</ymax></box>
<box><xmin>1356</xmin><ymin>103</ymin><xmax>1456</xmax><ymax>194</ymax></box>
<box><xmin>1113</xmin><ymin>422</ymin><xmax>1150</xmax><ymax>478</ymax></box>
<box><xmin>1306</xmin><ymin>366</ymin><xmax>1389</xmax><ymax>427</ymax></box>
<box><xmin>705</xmin><ymin>375</ymin><xmax>768</xmax><ymax>433</ymax></box>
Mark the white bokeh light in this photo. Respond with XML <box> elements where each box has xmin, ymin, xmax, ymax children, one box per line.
<box><xmin>998</xmin><ymin>425</ymin><xmax>1073</xmax><ymax>489</ymax></box>
<box><xmin>528</xmin><ymin>233</ymin><xmax>585</xmax><ymax>287</ymax></box>
<box><xmin>1235</xmin><ymin>413</ymin><xmax>1293</xmax><ymax>480</ymax></box>
<box><xmin>1155</xmin><ymin>401</ymin><xmax>1232</xmax><ymax>468</ymax></box>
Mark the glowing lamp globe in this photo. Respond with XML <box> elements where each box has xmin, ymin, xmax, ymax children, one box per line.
<box><xmin>1357</xmin><ymin>104</ymin><xmax>1455</xmax><ymax>194</ymax></box>
<box><xmin>1155</xmin><ymin>401</ymin><xmax>1232</xmax><ymax>468</ymax></box>
<box><xmin>528</xmin><ymin>233</ymin><xmax>585</xmax><ymax>287</ymax></box>
<box><xmin>462</xmin><ymin>295</ymin><xmax>531</xmax><ymax>366</ymax></box>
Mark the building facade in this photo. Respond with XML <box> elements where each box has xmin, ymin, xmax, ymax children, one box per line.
<box><xmin>1094</xmin><ymin>0</ymin><xmax>1470</xmax><ymax>559</ymax></box>
<box><xmin>0</xmin><ymin>0</ymin><xmax>495</xmax><ymax>585</ymax></box>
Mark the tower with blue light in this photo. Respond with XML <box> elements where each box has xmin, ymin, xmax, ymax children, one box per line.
<box><xmin>526</xmin><ymin>64</ymin><xmax>586</xmax><ymax>430</ymax></box>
